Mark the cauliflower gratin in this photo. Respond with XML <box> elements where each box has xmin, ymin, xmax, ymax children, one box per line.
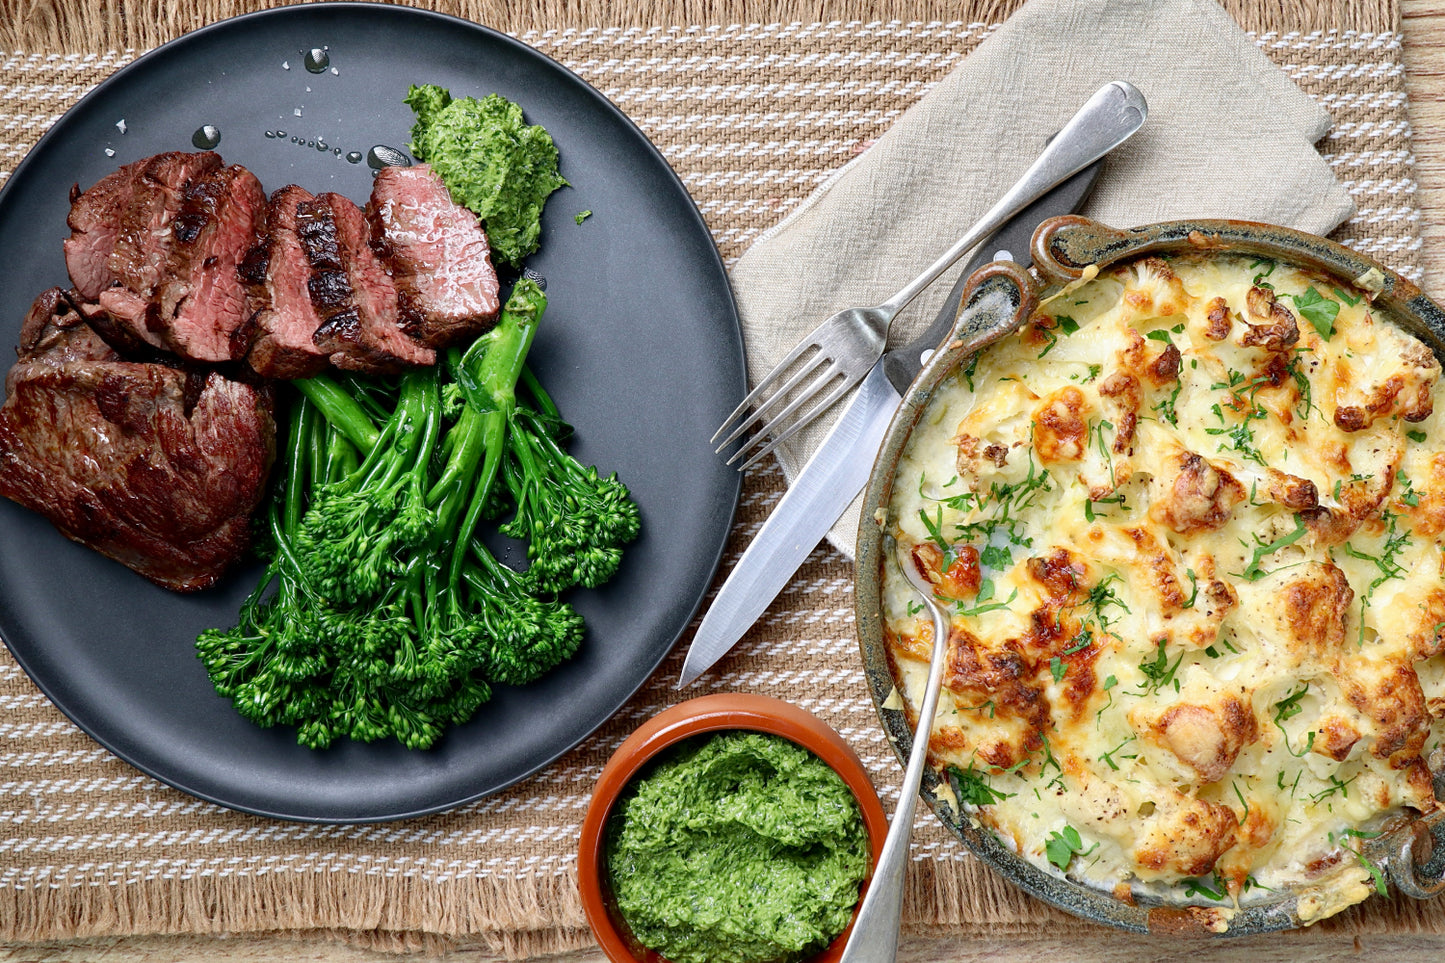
<box><xmin>881</xmin><ymin>252</ymin><xmax>1445</xmax><ymax>920</ymax></box>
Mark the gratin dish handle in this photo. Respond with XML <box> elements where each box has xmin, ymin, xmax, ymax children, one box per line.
<box><xmin>902</xmin><ymin>260</ymin><xmax>1040</xmax><ymax>407</ymax></box>
<box><xmin>1380</xmin><ymin>809</ymin><xmax>1445</xmax><ymax>900</ymax></box>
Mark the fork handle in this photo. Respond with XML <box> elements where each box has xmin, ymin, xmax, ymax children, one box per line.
<box><xmin>877</xmin><ymin>80</ymin><xmax>1148</xmax><ymax>320</ymax></box>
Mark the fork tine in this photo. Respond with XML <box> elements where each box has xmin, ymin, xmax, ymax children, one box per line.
<box><xmin>727</xmin><ymin>363</ymin><xmax>858</xmax><ymax>471</ymax></box>
<box><xmin>709</xmin><ymin>335</ymin><xmax>826</xmax><ymax>445</ymax></box>
<box><xmin>721</xmin><ymin>359</ymin><xmax>842</xmax><ymax>461</ymax></box>
<box><xmin>712</xmin><ymin>349</ymin><xmax>831</xmax><ymax>453</ymax></box>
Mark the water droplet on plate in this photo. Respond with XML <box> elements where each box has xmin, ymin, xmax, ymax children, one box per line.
<box><xmin>282</xmin><ymin>60</ymin><xmax>291</xmax><ymax>70</ymax></box>
<box><xmin>345</xmin><ymin>151</ymin><xmax>363</xmax><ymax>164</ymax></box>
<box><xmin>265</xmin><ymin>130</ymin><xmax>276</xmax><ymax>139</ymax></box>
<box><xmin>191</xmin><ymin>124</ymin><xmax>221</xmax><ymax>150</ymax></box>
<box><xmin>115</xmin><ymin>119</ymin><xmax>127</xmax><ymax>134</ymax></box>
<box><xmin>276</xmin><ymin>130</ymin><xmax>287</xmax><ymax>138</ymax></box>
<box><xmin>104</xmin><ymin>147</ymin><xmax>116</xmax><ymax>157</ymax></box>
<box><xmin>304</xmin><ymin>48</ymin><xmax>330</xmax><ymax>73</ymax></box>
<box><xmin>367</xmin><ymin>144</ymin><xmax>412</xmax><ymax>170</ymax></box>
<box><xmin>293</xmin><ymin>107</ymin><xmax>304</xmax><ymax>117</ymax></box>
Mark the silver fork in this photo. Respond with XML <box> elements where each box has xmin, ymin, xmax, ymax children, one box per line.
<box><xmin>712</xmin><ymin>80</ymin><xmax>1148</xmax><ymax>471</ymax></box>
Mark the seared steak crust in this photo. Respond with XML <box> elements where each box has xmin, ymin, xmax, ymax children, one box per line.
<box><xmin>242</xmin><ymin>185</ymin><xmax>330</xmax><ymax>380</ymax></box>
<box><xmin>308</xmin><ymin>192</ymin><xmax>435</xmax><ymax>373</ymax></box>
<box><xmin>0</xmin><ymin>308</ymin><xmax>276</xmax><ymax>592</ymax></box>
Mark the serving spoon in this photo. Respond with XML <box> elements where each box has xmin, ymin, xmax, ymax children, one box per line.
<box><xmin>839</xmin><ymin>533</ymin><xmax>952</xmax><ymax>963</ymax></box>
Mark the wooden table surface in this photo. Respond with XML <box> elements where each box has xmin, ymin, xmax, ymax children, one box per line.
<box><xmin>5</xmin><ymin>2</ymin><xmax>1445</xmax><ymax>960</ymax></box>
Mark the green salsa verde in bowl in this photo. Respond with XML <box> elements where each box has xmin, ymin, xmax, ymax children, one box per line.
<box><xmin>577</xmin><ymin>694</ymin><xmax>887</xmax><ymax>963</ymax></box>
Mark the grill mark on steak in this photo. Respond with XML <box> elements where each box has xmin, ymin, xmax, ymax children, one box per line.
<box><xmin>308</xmin><ymin>192</ymin><xmax>435</xmax><ymax>374</ymax></box>
<box><xmin>154</xmin><ymin>164</ymin><xmax>266</xmax><ymax>362</ymax></box>
<box><xmin>242</xmin><ymin>185</ymin><xmax>329</xmax><ymax>379</ymax></box>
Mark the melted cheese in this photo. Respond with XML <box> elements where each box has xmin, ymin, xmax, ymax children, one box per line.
<box><xmin>883</xmin><ymin>254</ymin><xmax>1444</xmax><ymax>920</ymax></box>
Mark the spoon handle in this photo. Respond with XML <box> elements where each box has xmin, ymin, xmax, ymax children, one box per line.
<box><xmin>839</xmin><ymin>572</ymin><xmax>952</xmax><ymax>963</ymax></box>
<box><xmin>876</xmin><ymin>80</ymin><xmax>1147</xmax><ymax>319</ymax></box>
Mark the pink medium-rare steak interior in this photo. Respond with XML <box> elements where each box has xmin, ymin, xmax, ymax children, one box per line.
<box><xmin>367</xmin><ymin>164</ymin><xmax>500</xmax><ymax>348</ymax></box>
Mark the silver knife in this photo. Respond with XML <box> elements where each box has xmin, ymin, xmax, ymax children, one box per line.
<box><xmin>678</xmin><ymin>115</ymin><xmax>1144</xmax><ymax>688</ymax></box>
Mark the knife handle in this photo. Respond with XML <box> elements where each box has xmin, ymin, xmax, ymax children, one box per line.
<box><xmin>881</xmin><ymin>158</ymin><xmax>1104</xmax><ymax>395</ymax></box>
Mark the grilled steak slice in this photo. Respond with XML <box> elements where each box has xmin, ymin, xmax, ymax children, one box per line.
<box><xmin>367</xmin><ymin>164</ymin><xmax>500</xmax><ymax>347</ymax></box>
<box><xmin>154</xmin><ymin>164</ymin><xmax>267</xmax><ymax>361</ymax></box>
<box><xmin>64</xmin><ymin>162</ymin><xmax>144</xmax><ymax>301</ymax></box>
<box><xmin>64</xmin><ymin>151</ymin><xmax>262</xmax><ymax>364</ymax></box>
<box><xmin>305</xmin><ymin>193</ymin><xmax>435</xmax><ymax>373</ymax></box>
<box><xmin>98</xmin><ymin>152</ymin><xmax>224</xmax><ymax>352</ymax></box>
<box><xmin>243</xmin><ymin>185</ymin><xmax>330</xmax><ymax>379</ymax></box>
<box><xmin>0</xmin><ymin>351</ymin><xmax>276</xmax><ymax>592</ymax></box>
<box><xmin>64</xmin><ymin>153</ymin><xmax>220</xmax><ymax>302</ymax></box>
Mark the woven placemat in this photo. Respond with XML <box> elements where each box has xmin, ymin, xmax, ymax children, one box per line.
<box><xmin>0</xmin><ymin>0</ymin><xmax>1432</xmax><ymax>956</ymax></box>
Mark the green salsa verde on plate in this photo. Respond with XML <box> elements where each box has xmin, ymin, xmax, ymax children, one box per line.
<box><xmin>604</xmin><ymin>730</ymin><xmax>869</xmax><ymax>963</ymax></box>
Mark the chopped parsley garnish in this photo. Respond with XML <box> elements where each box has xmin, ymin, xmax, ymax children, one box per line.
<box><xmin>1332</xmin><ymin>829</ymin><xmax>1387</xmax><ymax>895</ymax></box>
<box><xmin>1236</xmin><ymin>514</ymin><xmax>1309</xmax><ymax>581</ymax></box>
<box><xmin>1288</xmin><ymin>286</ymin><xmax>1339</xmax><ymax>341</ymax></box>
<box><xmin>1204</xmin><ymin>400</ymin><xmax>1267</xmax><ymax>466</ymax></box>
<box><xmin>1044</xmin><ymin>824</ymin><xmax>1096</xmax><ymax>871</ymax></box>
<box><xmin>1136</xmin><ymin>640</ymin><xmax>1183</xmax><ymax>695</ymax></box>
<box><xmin>948</xmin><ymin>763</ymin><xmax>1013</xmax><ymax>807</ymax></box>
<box><xmin>1272</xmin><ymin>684</ymin><xmax>1315</xmax><ymax>757</ymax></box>
<box><xmin>1182</xmin><ymin>874</ymin><xmax>1228</xmax><ymax>901</ymax></box>
<box><xmin>1152</xmin><ymin>380</ymin><xmax>1184</xmax><ymax>428</ymax></box>
<box><xmin>1342</xmin><ymin>511</ymin><xmax>1413</xmax><ymax>644</ymax></box>
<box><xmin>1099</xmin><ymin>736</ymin><xmax>1136</xmax><ymax>772</ymax></box>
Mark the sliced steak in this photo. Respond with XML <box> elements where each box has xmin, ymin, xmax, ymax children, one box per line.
<box><xmin>306</xmin><ymin>193</ymin><xmax>435</xmax><ymax>373</ymax></box>
<box><xmin>367</xmin><ymin>164</ymin><xmax>499</xmax><ymax>347</ymax></box>
<box><xmin>242</xmin><ymin>185</ymin><xmax>330</xmax><ymax>379</ymax></box>
<box><xmin>0</xmin><ymin>356</ymin><xmax>275</xmax><ymax>592</ymax></box>
<box><xmin>64</xmin><ymin>161</ymin><xmax>146</xmax><ymax>301</ymax></box>
<box><xmin>104</xmin><ymin>152</ymin><xmax>224</xmax><ymax>351</ymax></box>
<box><xmin>64</xmin><ymin>153</ymin><xmax>220</xmax><ymax>302</ymax></box>
<box><xmin>154</xmin><ymin>163</ymin><xmax>267</xmax><ymax>361</ymax></box>
<box><xmin>63</xmin><ymin>151</ymin><xmax>264</xmax><ymax>364</ymax></box>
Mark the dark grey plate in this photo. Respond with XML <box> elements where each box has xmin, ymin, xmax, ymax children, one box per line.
<box><xmin>0</xmin><ymin>4</ymin><xmax>742</xmax><ymax>822</ymax></box>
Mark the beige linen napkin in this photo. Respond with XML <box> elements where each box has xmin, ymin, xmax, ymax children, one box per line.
<box><xmin>730</xmin><ymin>0</ymin><xmax>1354</xmax><ymax>558</ymax></box>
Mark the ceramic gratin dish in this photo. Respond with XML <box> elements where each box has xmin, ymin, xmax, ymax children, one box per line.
<box><xmin>854</xmin><ymin>216</ymin><xmax>1445</xmax><ymax>935</ymax></box>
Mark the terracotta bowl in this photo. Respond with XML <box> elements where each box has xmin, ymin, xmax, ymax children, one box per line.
<box><xmin>577</xmin><ymin>693</ymin><xmax>888</xmax><ymax>963</ymax></box>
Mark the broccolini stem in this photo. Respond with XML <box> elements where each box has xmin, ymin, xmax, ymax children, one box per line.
<box><xmin>295</xmin><ymin>374</ymin><xmax>382</xmax><ymax>451</ymax></box>
<box><xmin>519</xmin><ymin>365</ymin><xmax>560</xmax><ymax>422</ymax></box>
<box><xmin>448</xmin><ymin>410</ymin><xmax>507</xmax><ymax>589</ymax></box>
<box><xmin>283</xmin><ymin>396</ymin><xmax>313</xmax><ymax>537</ymax></box>
<box><xmin>428</xmin><ymin>277</ymin><xmax>547</xmax><ymax>513</ymax></box>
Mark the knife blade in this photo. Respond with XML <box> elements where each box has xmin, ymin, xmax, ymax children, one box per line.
<box><xmin>677</xmin><ymin>162</ymin><xmax>1107</xmax><ymax>689</ymax></box>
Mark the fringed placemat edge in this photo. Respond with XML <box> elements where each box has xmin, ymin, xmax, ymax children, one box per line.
<box><xmin>1</xmin><ymin>0</ymin><xmax>1403</xmax><ymax>55</ymax></box>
